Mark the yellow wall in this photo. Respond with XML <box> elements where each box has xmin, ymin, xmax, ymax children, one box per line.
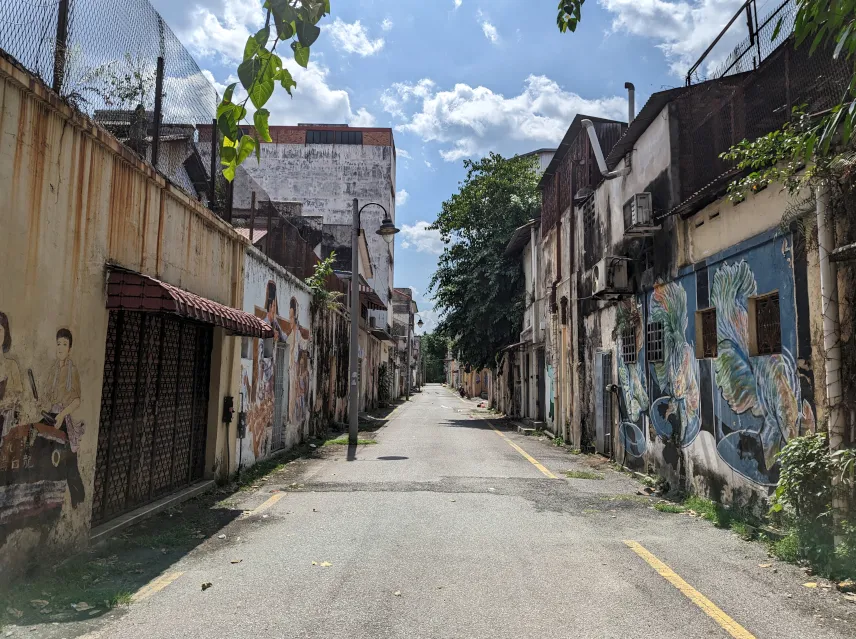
<box><xmin>0</xmin><ymin>55</ymin><xmax>244</xmax><ymax>571</ymax></box>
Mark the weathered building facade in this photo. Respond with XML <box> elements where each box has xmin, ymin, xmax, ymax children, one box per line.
<box><xmin>533</xmin><ymin>37</ymin><xmax>856</xmax><ymax>507</ymax></box>
<box><xmin>232</xmin><ymin>124</ymin><xmax>398</xmax><ymax>334</ymax></box>
<box><xmin>0</xmin><ymin>53</ymin><xmax>270</xmax><ymax>572</ymax></box>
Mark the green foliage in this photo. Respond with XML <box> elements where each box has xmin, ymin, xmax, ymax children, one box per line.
<box><xmin>306</xmin><ymin>252</ymin><xmax>342</xmax><ymax>312</ymax></box>
<box><xmin>218</xmin><ymin>0</ymin><xmax>331</xmax><ymax>181</ymax></box>
<box><xmin>419</xmin><ymin>332</ymin><xmax>449</xmax><ymax>383</ymax></box>
<box><xmin>323</xmin><ymin>438</ymin><xmax>377</xmax><ymax>446</ymax></box>
<box><xmin>654</xmin><ymin>502</ymin><xmax>686</xmax><ymax>513</ymax></box>
<box><xmin>553</xmin><ymin>436</ymin><xmax>565</xmax><ymax>447</ymax></box>
<box><xmin>770</xmin><ymin>530</ymin><xmax>802</xmax><ymax>563</ymax></box>
<box><xmin>429</xmin><ymin>153</ymin><xmax>540</xmax><ymax>370</ymax></box>
<box><xmin>565</xmin><ymin>470</ymin><xmax>604</xmax><ymax>480</ymax></box>
<box><xmin>683</xmin><ymin>495</ymin><xmax>733</xmax><ymax>528</ymax></box>
<box><xmin>556</xmin><ymin>0</ymin><xmax>585</xmax><ymax>33</ymax></box>
<box><xmin>770</xmin><ymin>433</ymin><xmax>833</xmax><ymax>522</ymax></box>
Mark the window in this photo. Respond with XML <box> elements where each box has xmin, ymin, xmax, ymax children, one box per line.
<box><xmin>750</xmin><ymin>292</ymin><xmax>781</xmax><ymax>355</ymax></box>
<box><xmin>621</xmin><ymin>325</ymin><xmax>637</xmax><ymax>364</ymax></box>
<box><xmin>560</xmin><ymin>297</ymin><xmax>569</xmax><ymax>326</ymax></box>
<box><xmin>305</xmin><ymin>129</ymin><xmax>363</xmax><ymax>145</ymax></box>
<box><xmin>647</xmin><ymin>321</ymin><xmax>665</xmax><ymax>362</ymax></box>
<box><xmin>695</xmin><ymin>308</ymin><xmax>718</xmax><ymax>359</ymax></box>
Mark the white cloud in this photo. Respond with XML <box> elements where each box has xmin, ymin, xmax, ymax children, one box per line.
<box><xmin>424</xmin><ymin>160</ymin><xmax>435</xmax><ymax>170</ymax></box>
<box><xmin>397</xmin><ymin>149</ymin><xmax>413</xmax><ymax>160</ymax></box>
<box><xmin>454</xmin><ymin>0</ymin><xmax>463</xmax><ymax>8</ymax></box>
<box><xmin>182</xmin><ymin>3</ymin><xmax>263</xmax><ymax>63</ymax></box>
<box><xmin>481</xmin><ymin>21</ymin><xmax>499</xmax><ymax>43</ymax></box>
<box><xmin>350</xmin><ymin>107</ymin><xmax>378</xmax><ymax>127</ymax></box>
<box><xmin>385</xmin><ymin>75</ymin><xmax>626</xmax><ymax>162</ymax></box>
<box><xmin>396</xmin><ymin>189</ymin><xmax>410</xmax><ymax>206</ymax></box>
<box><xmin>204</xmin><ymin>60</ymin><xmax>367</xmax><ymax>127</ymax></box>
<box><xmin>381</xmin><ymin>18</ymin><xmax>394</xmax><ymax>32</ymax></box>
<box><xmin>400</xmin><ymin>221</ymin><xmax>444</xmax><ymax>255</ymax></box>
<box><xmin>329</xmin><ymin>18</ymin><xmax>386</xmax><ymax>56</ymax></box>
<box><xmin>600</xmin><ymin>0</ymin><xmax>748</xmax><ymax>76</ymax></box>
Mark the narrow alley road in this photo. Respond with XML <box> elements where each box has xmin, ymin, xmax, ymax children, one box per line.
<box><xmin>81</xmin><ymin>385</ymin><xmax>852</xmax><ymax>639</ymax></box>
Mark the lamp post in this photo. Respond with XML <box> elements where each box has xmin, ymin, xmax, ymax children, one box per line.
<box><xmin>350</xmin><ymin>198</ymin><xmax>399</xmax><ymax>446</ymax></box>
<box><xmin>416</xmin><ymin>318</ymin><xmax>424</xmax><ymax>389</ymax></box>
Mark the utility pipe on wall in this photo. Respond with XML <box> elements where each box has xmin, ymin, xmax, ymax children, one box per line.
<box><xmin>817</xmin><ymin>183</ymin><xmax>846</xmax><ymax>542</ymax></box>
<box><xmin>581</xmin><ymin>119</ymin><xmax>630</xmax><ymax>180</ymax></box>
<box><xmin>625</xmin><ymin>82</ymin><xmax>635</xmax><ymax>124</ymax></box>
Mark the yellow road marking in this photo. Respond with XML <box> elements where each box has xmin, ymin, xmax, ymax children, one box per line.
<box><xmin>624</xmin><ymin>541</ymin><xmax>757</xmax><ymax>639</ymax></box>
<box><xmin>490</xmin><ymin>426</ymin><xmax>558</xmax><ymax>479</ymax></box>
<box><xmin>251</xmin><ymin>492</ymin><xmax>285</xmax><ymax>515</ymax></box>
<box><xmin>132</xmin><ymin>572</ymin><xmax>184</xmax><ymax>602</ymax></box>
<box><xmin>449</xmin><ymin>388</ymin><xmax>557</xmax><ymax>479</ymax></box>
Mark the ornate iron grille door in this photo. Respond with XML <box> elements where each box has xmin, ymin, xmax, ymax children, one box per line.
<box><xmin>91</xmin><ymin>310</ymin><xmax>212</xmax><ymax>526</ymax></box>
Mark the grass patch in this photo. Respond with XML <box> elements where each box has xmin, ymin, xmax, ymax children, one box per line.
<box><xmin>553</xmin><ymin>437</ymin><xmax>565</xmax><ymax>447</ymax></box>
<box><xmin>565</xmin><ymin>470</ymin><xmax>604</xmax><ymax>480</ymax></box>
<box><xmin>769</xmin><ymin>530</ymin><xmax>801</xmax><ymax>563</ymax></box>
<box><xmin>730</xmin><ymin>520</ymin><xmax>757</xmax><ymax>541</ymax></box>
<box><xmin>322</xmin><ymin>438</ymin><xmax>378</xmax><ymax>446</ymax></box>
<box><xmin>654</xmin><ymin>502</ymin><xmax>686</xmax><ymax>514</ymax></box>
<box><xmin>683</xmin><ymin>496</ymin><xmax>730</xmax><ymax>527</ymax></box>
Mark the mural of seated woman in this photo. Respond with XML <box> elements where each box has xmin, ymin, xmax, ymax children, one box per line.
<box><xmin>0</xmin><ymin>324</ymin><xmax>85</xmax><ymax>539</ymax></box>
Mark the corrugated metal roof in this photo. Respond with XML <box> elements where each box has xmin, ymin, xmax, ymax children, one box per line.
<box><xmin>106</xmin><ymin>268</ymin><xmax>273</xmax><ymax>339</ymax></box>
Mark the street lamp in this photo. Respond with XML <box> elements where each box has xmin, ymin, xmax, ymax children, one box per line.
<box><xmin>350</xmin><ymin>199</ymin><xmax>400</xmax><ymax>447</ymax></box>
<box><xmin>417</xmin><ymin>319</ymin><xmax>424</xmax><ymax>329</ymax></box>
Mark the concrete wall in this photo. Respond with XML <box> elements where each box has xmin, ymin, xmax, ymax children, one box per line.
<box><xmin>0</xmin><ymin>55</ymin><xmax>244</xmax><ymax>571</ymax></box>
<box><xmin>239</xmin><ymin>140</ymin><xmax>396</xmax><ymax>331</ymax></box>
<box><xmin>237</xmin><ymin>250</ymin><xmax>314</xmax><ymax>470</ymax></box>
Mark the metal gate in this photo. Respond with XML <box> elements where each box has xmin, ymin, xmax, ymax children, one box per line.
<box><xmin>595</xmin><ymin>351</ymin><xmax>613</xmax><ymax>455</ymax></box>
<box><xmin>91</xmin><ymin>310</ymin><xmax>212</xmax><ymax>526</ymax></box>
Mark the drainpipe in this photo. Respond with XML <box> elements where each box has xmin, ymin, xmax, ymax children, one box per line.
<box><xmin>581</xmin><ymin>119</ymin><xmax>630</xmax><ymax>180</ymax></box>
<box><xmin>625</xmin><ymin>82</ymin><xmax>635</xmax><ymax>124</ymax></box>
<box><xmin>817</xmin><ymin>183</ymin><xmax>846</xmax><ymax>542</ymax></box>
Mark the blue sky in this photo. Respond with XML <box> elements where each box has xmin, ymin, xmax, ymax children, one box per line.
<box><xmin>149</xmin><ymin>0</ymin><xmax>753</xmax><ymax>333</ymax></box>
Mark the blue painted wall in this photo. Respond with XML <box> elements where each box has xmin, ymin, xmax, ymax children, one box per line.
<box><xmin>616</xmin><ymin>230</ymin><xmax>815</xmax><ymax>490</ymax></box>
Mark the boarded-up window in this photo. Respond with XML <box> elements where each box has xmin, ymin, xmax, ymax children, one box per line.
<box><xmin>752</xmin><ymin>292</ymin><xmax>781</xmax><ymax>355</ymax></box>
<box><xmin>699</xmin><ymin>308</ymin><xmax>718</xmax><ymax>359</ymax></box>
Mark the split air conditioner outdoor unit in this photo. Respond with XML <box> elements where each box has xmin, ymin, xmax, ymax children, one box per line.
<box><xmin>591</xmin><ymin>257</ymin><xmax>632</xmax><ymax>298</ymax></box>
<box><xmin>623</xmin><ymin>192</ymin><xmax>660</xmax><ymax>238</ymax></box>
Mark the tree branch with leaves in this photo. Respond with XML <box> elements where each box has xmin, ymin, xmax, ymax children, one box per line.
<box><xmin>217</xmin><ymin>0</ymin><xmax>331</xmax><ymax>182</ymax></box>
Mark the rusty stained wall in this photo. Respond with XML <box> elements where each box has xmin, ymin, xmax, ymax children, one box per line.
<box><xmin>0</xmin><ymin>56</ymin><xmax>244</xmax><ymax>572</ymax></box>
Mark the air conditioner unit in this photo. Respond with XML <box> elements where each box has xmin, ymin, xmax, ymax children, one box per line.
<box><xmin>629</xmin><ymin>192</ymin><xmax>653</xmax><ymax>227</ymax></box>
<box><xmin>592</xmin><ymin>257</ymin><xmax>631</xmax><ymax>297</ymax></box>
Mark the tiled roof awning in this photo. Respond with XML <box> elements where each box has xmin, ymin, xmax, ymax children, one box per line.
<box><xmin>107</xmin><ymin>269</ymin><xmax>273</xmax><ymax>339</ymax></box>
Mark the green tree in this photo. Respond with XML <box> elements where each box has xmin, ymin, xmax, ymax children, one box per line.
<box><xmin>429</xmin><ymin>153</ymin><xmax>540</xmax><ymax>370</ymax></box>
<box><xmin>420</xmin><ymin>333</ymin><xmax>449</xmax><ymax>383</ymax></box>
<box><xmin>217</xmin><ymin>0</ymin><xmax>331</xmax><ymax>181</ymax></box>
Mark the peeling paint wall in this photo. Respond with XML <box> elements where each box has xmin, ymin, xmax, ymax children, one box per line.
<box><xmin>237</xmin><ymin>250</ymin><xmax>313</xmax><ymax>470</ymax></box>
<box><xmin>238</xmin><ymin>137</ymin><xmax>396</xmax><ymax>332</ymax></box>
<box><xmin>0</xmin><ymin>56</ymin><xmax>244</xmax><ymax>572</ymax></box>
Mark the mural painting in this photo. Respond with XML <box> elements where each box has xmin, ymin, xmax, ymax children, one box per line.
<box><xmin>240</xmin><ymin>282</ymin><xmax>311</xmax><ymax>468</ymax></box>
<box><xmin>0</xmin><ymin>314</ymin><xmax>85</xmax><ymax>538</ymax></box>
<box><xmin>615</xmin><ymin>304</ymin><xmax>649</xmax><ymax>458</ymax></box>
<box><xmin>648</xmin><ymin>281</ymin><xmax>702</xmax><ymax>450</ymax></box>
<box><xmin>710</xmin><ymin>260</ymin><xmax>815</xmax><ymax>485</ymax></box>
<box><xmin>611</xmin><ymin>238</ymin><xmax>816</xmax><ymax>488</ymax></box>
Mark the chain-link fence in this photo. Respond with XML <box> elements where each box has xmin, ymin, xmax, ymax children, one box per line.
<box><xmin>687</xmin><ymin>0</ymin><xmax>796</xmax><ymax>85</ymax></box>
<box><xmin>0</xmin><ymin>0</ymin><xmax>227</xmax><ymax>213</ymax></box>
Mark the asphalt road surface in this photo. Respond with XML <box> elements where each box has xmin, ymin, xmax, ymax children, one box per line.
<box><xmin>81</xmin><ymin>384</ymin><xmax>854</xmax><ymax>639</ymax></box>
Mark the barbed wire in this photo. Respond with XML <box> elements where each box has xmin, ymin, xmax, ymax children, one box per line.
<box><xmin>0</xmin><ymin>0</ymin><xmax>224</xmax><ymax>209</ymax></box>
